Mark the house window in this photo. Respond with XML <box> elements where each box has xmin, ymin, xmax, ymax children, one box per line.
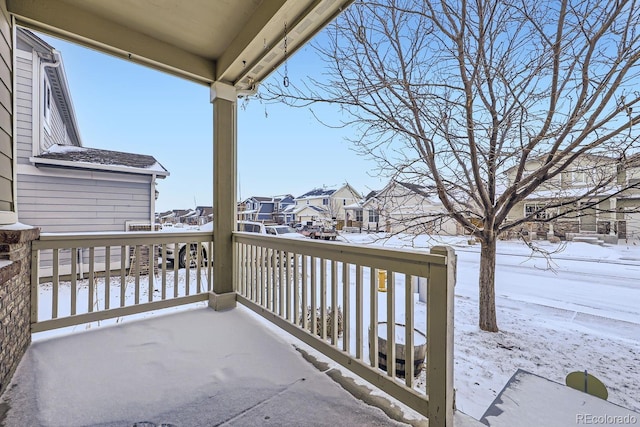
<box><xmin>355</xmin><ymin>210</ymin><xmax>363</xmax><ymax>222</ymax></box>
<box><xmin>368</xmin><ymin>209</ymin><xmax>380</xmax><ymax>223</ymax></box>
<box><xmin>524</xmin><ymin>203</ymin><xmax>549</xmax><ymax>220</ymax></box>
<box><xmin>572</xmin><ymin>171</ymin><xmax>586</xmax><ymax>184</ymax></box>
<box><xmin>343</xmin><ymin>199</ymin><xmax>346</xmax><ymax>205</ymax></box>
<box><xmin>43</xmin><ymin>79</ymin><xmax>52</xmax><ymax>127</ymax></box>
<box><xmin>323</xmin><ymin>198</ymin><xmax>329</xmax><ymax>205</ymax></box>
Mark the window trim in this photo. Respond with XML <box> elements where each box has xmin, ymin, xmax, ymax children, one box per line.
<box><xmin>524</xmin><ymin>203</ymin><xmax>549</xmax><ymax>220</ymax></box>
<box><xmin>368</xmin><ymin>209</ymin><xmax>380</xmax><ymax>223</ymax></box>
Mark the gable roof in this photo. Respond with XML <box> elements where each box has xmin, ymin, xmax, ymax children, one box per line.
<box><xmin>363</xmin><ymin>180</ymin><xmax>440</xmax><ymax>208</ymax></box>
<box><xmin>32</xmin><ymin>144</ymin><xmax>169</xmax><ymax>177</ymax></box>
<box><xmin>17</xmin><ymin>27</ymin><xmax>83</xmax><ymax>147</ymax></box>
<box><xmin>297</xmin><ymin>188</ymin><xmax>337</xmax><ymax>199</ymax></box>
<box><xmin>196</xmin><ymin>206</ymin><xmax>213</xmax><ymax>217</ymax></box>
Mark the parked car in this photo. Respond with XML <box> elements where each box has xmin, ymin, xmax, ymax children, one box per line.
<box><xmin>265</xmin><ymin>225</ymin><xmax>307</xmax><ymax>239</ymax></box>
<box><xmin>166</xmin><ymin>221</ymin><xmax>266</xmax><ymax>268</ymax></box>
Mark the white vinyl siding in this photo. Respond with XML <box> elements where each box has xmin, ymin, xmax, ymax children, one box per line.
<box><xmin>42</xmin><ymin>88</ymin><xmax>68</xmax><ymax>149</ymax></box>
<box><xmin>15</xmin><ymin>55</ymin><xmax>32</xmax><ymax>164</ymax></box>
<box><xmin>17</xmin><ymin>172</ymin><xmax>151</xmax><ymax>232</ymax></box>
<box><xmin>0</xmin><ymin>1</ymin><xmax>12</xmax><ymax>213</ymax></box>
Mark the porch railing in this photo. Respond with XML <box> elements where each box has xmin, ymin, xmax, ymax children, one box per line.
<box><xmin>30</xmin><ymin>230</ymin><xmax>455</xmax><ymax>425</ymax></box>
<box><xmin>233</xmin><ymin>232</ymin><xmax>455</xmax><ymax>425</ymax></box>
<box><xmin>30</xmin><ymin>230</ymin><xmax>214</xmax><ymax>333</ymax></box>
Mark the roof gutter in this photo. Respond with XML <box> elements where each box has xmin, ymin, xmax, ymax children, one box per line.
<box><xmin>39</xmin><ymin>49</ymin><xmax>61</xmax><ymax>152</ymax></box>
<box><xmin>29</xmin><ymin>156</ymin><xmax>170</xmax><ymax>178</ymax></box>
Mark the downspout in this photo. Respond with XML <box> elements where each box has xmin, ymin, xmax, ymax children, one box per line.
<box><xmin>150</xmin><ymin>173</ymin><xmax>157</xmax><ymax>230</ymax></box>
<box><xmin>39</xmin><ymin>50</ymin><xmax>62</xmax><ymax>153</ymax></box>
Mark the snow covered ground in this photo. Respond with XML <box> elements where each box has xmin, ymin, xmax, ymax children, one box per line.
<box><xmin>33</xmin><ymin>232</ymin><xmax>640</xmax><ymax>420</ymax></box>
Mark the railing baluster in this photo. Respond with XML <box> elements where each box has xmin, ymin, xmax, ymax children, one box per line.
<box><xmin>342</xmin><ymin>262</ymin><xmax>350</xmax><ymax>353</ymax></box>
<box><xmin>196</xmin><ymin>242</ymin><xmax>202</xmax><ymax>293</ymax></box>
<box><xmin>241</xmin><ymin>243</ymin><xmax>246</xmax><ymax>296</ymax></box>
<box><xmin>247</xmin><ymin>243</ymin><xmax>251</xmax><ymax>298</ymax></box>
<box><xmin>185</xmin><ymin>242</ymin><xmax>191</xmax><ymax>296</ymax></box>
<box><xmin>88</xmin><ymin>247</ymin><xmax>95</xmax><ymax>312</ymax></box>
<box><xmin>161</xmin><ymin>244</ymin><xmax>167</xmax><ymax>299</ymax></box>
<box><xmin>173</xmin><ymin>241</ymin><xmax>179</xmax><ymax>298</ymax></box>
<box><xmin>310</xmin><ymin>256</ymin><xmax>317</xmax><ymax>336</ymax></box>
<box><xmin>104</xmin><ymin>246</ymin><xmax>110</xmax><ymax>310</ymax></box>
<box><xmin>370</xmin><ymin>267</ymin><xmax>378</xmax><ymax>368</ymax></box>
<box><xmin>238</xmin><ymin>242</ymin><xmax>242</xmax><ymax>296</ymax></box>
<box><xmin>265</xmin><ymin>247</ymin><xmax>271</xmax><ymax>307</ymax></box>
<box><xmin>386</xmin><ymin>270</ymin><xmax>396</xmax><ymax>378</ymax></box>
<box><xmin>30</xmin><ymin>247</ymin><xmax>39</xmax><ymax>325</ymax></box>
<box><xmin>249</xmin><ymin>245</ymin><xmax>258</xmax><ymax>301</ymax></box>
<box><xmin>405</xmin><ymin>273</ymin><xmax>415</xmax><ymax>387</ymax></box>
<box><xmin>331</xmin><ymin>260</ymin><xmax>338</xmax><ymax>345</ymax></box>
<box><xmin>286</xmin><ymin>251</ymin><xmax>291</xmax><ymax>321</ymax></box>
<box><xmin>261</xmin><ymin>246</ymin><xmax>266</xmax><ymax>306</ymax></box>
<box><xmin>257</xmin><ymin>244</ymin><xmax>261</xmax><ymax>301</ymax></box>
<box><xmin>293</xmin><ymin>253</ymin><xmax>299</xmax><ymax>326</ymax></box>
<box><xmin>149</xmin><ymin>244</ymin><xmax>154</xmax><ymax>302</ymax></box>
<box><xmin>301</xmin><ymin>254</ymin><xmax>308</xmax><ymax>331</ymax></box>
<box><xmin>207</xmin><ymin>240</ymin><xmax>213</xmax><ymax>292</ymax></box>
<box><xmin>120</xmin><ymin>246</ymin><xmax>126</xmax><ymax>307</ymax></box>
<box><xmin>355</xmin><ymin>264</ymin><xmax>362</xmax><ymax>360</ymax></box>
<box><xmin>52</xmin><ymin>249</ymin><xmax>59</xmax><ymax>319</ymax></box>
<box><xmin>246</xmin><ymin>243</ymin><xmax>251</xmax><ymax>298</ymax></box>
<box><xmin>135</xmin><ymin>245</ymin><xmax>141</xmax><ymax>305</ymax></box>
<box><xmin>271</xmin><ymin>249</ymin><xmax>277</xmax><ymax>311</ymax></box>
<box><xmin>70</xmin><ymin>247</ymin><xmax>77</xmax><ymax>316</ymax></box>
<box><xmin>279</xmin><ymin>250</ymin><xmax>285</xmax><ymax>316</ymax></box>
<box><xmin>320</xmin><ymin>258</ymin><xmax>327</xmax><ymax>340</ymax></box>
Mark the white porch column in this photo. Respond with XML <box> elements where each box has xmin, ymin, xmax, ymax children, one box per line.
<box><xmin>209</xmin><ymin>81</ymin><xmax>237</xmax><ymax>310</ymax></box>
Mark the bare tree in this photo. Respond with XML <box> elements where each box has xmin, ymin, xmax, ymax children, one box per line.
<box><xmin>263</xmin><ymin>0</ymin><xmax>640</xmax><ymax>331</ymax></box>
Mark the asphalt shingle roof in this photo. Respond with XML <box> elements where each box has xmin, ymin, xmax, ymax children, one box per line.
<box><xmin>36</xmin><ymin>145</ymin><xmax>163</xmax><ymax>170</ymax></box>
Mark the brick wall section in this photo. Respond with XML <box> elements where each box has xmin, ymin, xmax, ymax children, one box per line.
<box><xmin>0</xmin><ymin>226</ymin><xmax>40</xmax><ymax>397</ymax></box>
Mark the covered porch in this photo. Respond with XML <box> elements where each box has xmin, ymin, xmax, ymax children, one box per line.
<box><xmin>0</xmin><ymin>1</ymin><xmax>456</xmax><ymax>425</ymax></box>
<box><xmin>3</xmin><ymin>306</ymin><xmax>412</xmax><ymax>426</ymax></box>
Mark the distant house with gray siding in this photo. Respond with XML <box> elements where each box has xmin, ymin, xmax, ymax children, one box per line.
<box><xmin>15</xmin><ymin>28</ymin><xmax>168</xmax><ymax>233</ymax></box>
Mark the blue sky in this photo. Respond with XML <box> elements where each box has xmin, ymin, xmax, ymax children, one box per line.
<box><xmin>37</xmin><ymin>31</ymin><xmax>385</xmax><ymax>212</ymax></box>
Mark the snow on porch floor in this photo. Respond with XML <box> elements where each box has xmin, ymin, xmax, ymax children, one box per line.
<box><xmin>1</xmin><ymin>306</ymin><xmax>414</xmax><ymax>427</ymax></box>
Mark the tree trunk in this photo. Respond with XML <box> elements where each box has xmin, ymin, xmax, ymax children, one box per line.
<box><xmin>478</xmin><ymin>237</ymin><xmax>498</xmax><ymax>332</ymax></box>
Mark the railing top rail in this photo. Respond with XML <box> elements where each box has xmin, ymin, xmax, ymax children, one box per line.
<box><xmin>233</xmin><ymin>231</ymin><xmax>446</xmax><ymax>275</ymax></box>
<box><xmin>34</xmin><ymin>230</ymin><xmax>214</xmax><ymax>250</ymax></box>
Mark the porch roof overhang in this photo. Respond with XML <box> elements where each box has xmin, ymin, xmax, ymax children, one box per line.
<box><xmin>7</xmin><ymin>0</ymin><xmax>353</xmax><ymax>89</ymax></box>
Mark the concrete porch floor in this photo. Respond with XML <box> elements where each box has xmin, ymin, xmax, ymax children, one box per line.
<box><xmin>0</xmin><ymin>305</ymin><xmax>425</xmax><ymax>427</ymax></box>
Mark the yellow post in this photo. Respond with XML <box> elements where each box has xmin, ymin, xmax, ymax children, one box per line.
<box><xmin>378</xmin><ymin>269</ymin><xmax>387</xmax><ymax>292</ymax></box>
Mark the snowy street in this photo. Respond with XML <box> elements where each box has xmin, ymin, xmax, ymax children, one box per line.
<box><xmin>456</xmin><ymin>248</ymin><xmax>640</xmax><ymax>340</ymax></box>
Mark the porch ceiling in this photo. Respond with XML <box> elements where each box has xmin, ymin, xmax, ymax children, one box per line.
<box><xmin>7</xmin><ymin>0</ymin><xmax>352</xmax><ymax>87</ymax></box>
